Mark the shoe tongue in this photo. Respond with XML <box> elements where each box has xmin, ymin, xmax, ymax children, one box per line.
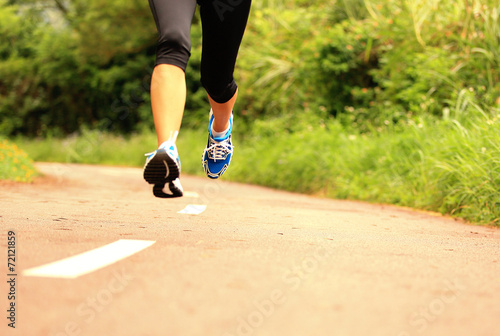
<box><xmin>159</xmin><ymin>141</ymin><xmax>174</xmax><ymax>151</ymax></box>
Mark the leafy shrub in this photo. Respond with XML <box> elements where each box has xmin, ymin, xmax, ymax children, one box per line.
<box><xmin>0</xmin><ymin>0</ymin><xmax>157</xmax><ymax>136</ymax></box>
<box><xmin>0</xmin><ymin>139</ymin><xmax>37</xmax><ymax>182</ymax></box>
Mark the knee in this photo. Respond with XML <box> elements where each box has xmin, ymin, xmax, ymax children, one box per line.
<box><xmin>153</xmin><ymin>64</ymin><xmax>185</xmax><ymax>81</ymax></box>
<box><xmin>201</xmin><ymin>74</ymin><xmax>238</xmax><ymax>104</ymax></box>
<box><xmin>156</xmin><ymin>28</ymin><xmax>191</xmax><ymax>71</ymax></box>
<box><xmin>200</xmin><ymin>51</ymin><xmax>239</xmax><ymax>103</ymax></box>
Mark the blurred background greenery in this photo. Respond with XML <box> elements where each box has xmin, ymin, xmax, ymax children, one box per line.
<box><xmin>1</xmin><ymin>0</ymin><xmax>499</xmax><ymax>225</ymax></box>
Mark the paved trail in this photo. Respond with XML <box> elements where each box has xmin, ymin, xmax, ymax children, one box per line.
<box><xmin>1</xmin><ymin>163</ymin><xmax>499</xmax><ymax>336</ymax></box>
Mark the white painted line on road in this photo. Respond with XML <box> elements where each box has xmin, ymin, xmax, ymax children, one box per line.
<box><xmin>22</xmin><ymin>239</ymin><xmax>155</xmax><ymax>279</ymax></box>
<box><xmin>178</xmin><ymin>204</ymin><xmax>207</xmax><ymax>215</ymax></box>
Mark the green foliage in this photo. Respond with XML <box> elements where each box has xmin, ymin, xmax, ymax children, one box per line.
<box><xmin>2</xmin><ymin>0</ymin><xmax>499</xmax><ymax>135</ymax></box>
<box><xmin>0</xmin><ymin>138</ymin><xmax>37</xmax><ymax>182</ymax></box>
<box><xmin>362</xmin><ymin>0</ymin><xmax>500</xmax><ymax>120</ymax></box>
<box><xmin>236</xmin><ymin>0</ymin><xmax>500</xmax><ymax>131</ymax></box>
<box><xmin>236</xmin><ymin>1</ymin><xmax>318</xmax><ymax>118</ymax></box>
<box><xmin>0</xmin><ymin>0</ymin><xmax>156</xmax><ymax>136</ymax></box>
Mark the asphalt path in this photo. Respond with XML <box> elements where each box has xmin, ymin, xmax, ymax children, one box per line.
<box><xmin>1</xmin><ymin>162</ymin><xmax>499</xmax><ymax>336</ymax></box>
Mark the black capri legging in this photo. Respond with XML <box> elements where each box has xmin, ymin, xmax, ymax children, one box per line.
<box><xmin>148</xmin><ymin>0</ymin><xmax>252</xmax><ymax>104</ymax></box>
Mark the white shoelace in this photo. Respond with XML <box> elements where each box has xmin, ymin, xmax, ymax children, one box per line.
<box><xmin>206</xmin><ymin>138</ymin><xmax>234</xmax><ymax>161</ymax></box>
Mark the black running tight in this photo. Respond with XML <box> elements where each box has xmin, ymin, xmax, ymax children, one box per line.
<box><xmin>148</xmin><ymin>0</ymin><xmax>252</xmax><ymax>103</ymax></box>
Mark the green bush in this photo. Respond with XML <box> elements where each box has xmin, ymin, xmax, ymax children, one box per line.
<box><xmin>236</xmin><ymin>0</ymin><xmax>499</xmax><ymax>131</ymax></box>
<box><xmin>0</xmin><ymin>0</ymin><xmax>156</xmax><ymax>136</ymax></box>
<box><xmin>0</xmin><ymin>139</ymin><xmax>37</xmax><ymax>182</ymax></box>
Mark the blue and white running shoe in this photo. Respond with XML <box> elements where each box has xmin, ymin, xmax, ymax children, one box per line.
<box><xmin>144</xmin><ymin>142</ymin><xmax>183</xmax><ymax>198</ymax></box>
<box><xmin>202</xmin><ymin>111</ymin><xmax>234</xmax><ymax>179</ymax></box>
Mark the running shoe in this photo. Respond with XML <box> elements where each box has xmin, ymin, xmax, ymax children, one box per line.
<box><xmin>202</xmin><ymin>111</ymin><xmax>234</xmax><ymax>179</ymax></box>
<box><xmin>144</xmin><ymin>142</ymin><xmax>183</xmax><ymax>197</ymax></box>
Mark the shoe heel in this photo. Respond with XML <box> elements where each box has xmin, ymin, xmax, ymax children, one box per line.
<box><xmin>144</xmin><ymin>150</ymin><xmax>180</xmax><ymax>184</ymax></box>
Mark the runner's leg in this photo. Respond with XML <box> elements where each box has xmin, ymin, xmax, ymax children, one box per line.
<box><xmin>199</xmin><ymin>0</ymin><xmax>252</xmax><ymax>132</ymax></box>
<box><xmin>148</xmin><ymin>0</ymin><xmax>198</xmax><ymax>146</ymax></box>
<box><xmin>145</xmin><ymin>0</ymin><xmax>197</xmax><ymax>196</ymax></box>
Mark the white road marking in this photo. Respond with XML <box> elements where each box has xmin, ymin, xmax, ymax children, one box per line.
<box><xmin>23</xmin><ymin>239</ymin><xmax>155</xmax><ymax>279</ymax></box>
<box><xmin>178</xmin><ymin>204</ymin><xmax>207</xmax><ymax>215</ymax></box>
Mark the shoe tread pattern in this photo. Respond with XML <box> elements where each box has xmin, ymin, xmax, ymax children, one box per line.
<box><xmin>143</xmin><ymin>149</ymin><xmax>179</xmax><ymax>185</ymax></box>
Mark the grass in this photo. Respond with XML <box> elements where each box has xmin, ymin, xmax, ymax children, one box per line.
<box><xmin>15</xmin><ymin>129</ymin><xmax>158</xmax><ymax>167</ymax></box>
<box><xmin>13</xmin><ymin>98</ymin><xmax>500</xmax><ymax>226</ymax></box>
<box><xmin>221</xmin><ymin>107</ymin><xmax>499</xmax><ymax>226</ymax></box>
<box><xmin>0</xmin><ymin>138</ymin><xmax>37</xmax><ymax>182</ymax></box>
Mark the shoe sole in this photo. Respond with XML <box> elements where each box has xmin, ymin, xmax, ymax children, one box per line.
<box><xmin>152</xmin><ymin>181</ymin><xmax>183</xmax><ymax>198</ymax></box>
<box><xmin>203</xmin><ymin>159</ymin><xmax>230</xmax><ymax>179</ymax></box>
<box><xmin>143</xmin><ymin>149</ymin><xmax>180</xmax><ymax>185</ymax></box>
